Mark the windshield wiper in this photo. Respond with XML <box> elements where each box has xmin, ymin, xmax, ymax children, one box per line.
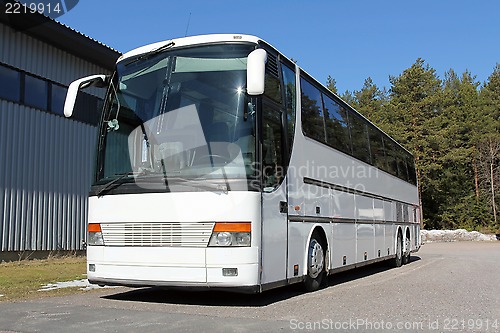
<box><xmin>125</xmin><ymin>41</ymin><xmax>175</xmax><ymax>66</ymax></box>
<box><xmin>96</xmin><ymin>172</ymin><xmax>136</xmax><ymax>197</ymax></box>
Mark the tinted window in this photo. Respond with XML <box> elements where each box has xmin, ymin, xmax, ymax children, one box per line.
<box><xmin>25</xmin><ymin>75</ymin><xmax>48</xmax><ymax>110</ymax></box>
<box><xmin>297</xmin><ymin>72</ymin><xmax>416</xmax><ymax>185</ymax></box>
<box><xmin>406</xmin><ymin>153</ymin><xmax>417</xmax><ymax>185</ymax></box>
<box><xmin>349</xmin><ymin>114</ymin><xmax>371</xmax><ymax>164</ymax></box>
<box><xmin>368</xmin><ymin>126</ymin><xmax>386</xmax><ymax>170</ymax></box>
<box><xmin>0</xmin><ymin>65</ymin><xmax>21</xmax><ymax>102</ymax></box>
<box><xmin>323</xmin><ymin>95</ymin><xmax>351</xmax><ymax>154</ymax></box>
<box><xmin>265</xmin><ymin>74</ymin><xmax>282</xmax><ymax>103</ymax></box>
<box><xmin>383</xmin><ymin>137</ymin><xmax>398</xmax><ymax>177</ymax></box>
<box><xmin>396</xmin><ymin>149</ymin><xmax>409</xmax><ymax>181</ymax></box>
<box><xmin>301</xmin><ymin>77</ymin><xmax>326</xmax><ymax>142</ymax></box>
<box><xmin>282</xmin><ymin>64</ymin><xmax>296</xmax><ymax>156</ymax></box>
<box><xmin>51</xmin><ymin>84</ymin><xmax>67</xmax><ymax>115</ymax></box>
<box><xmin>262</xmin><ymin>105</ymin><xmax>283</xmax><ymax>189</ymax></box>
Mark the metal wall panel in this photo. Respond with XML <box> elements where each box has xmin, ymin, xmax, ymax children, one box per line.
<box><xmin>0</xmin><ymin>22</ymin><xmax>109</xmax><ymax>98</ymax></box>
<box><xmin>0</xmin><ymin>100</ymin><xmax>97</xmax><ymax>251</ymax></box>
<box><xmin>0</xmin><ymin>21</ymin><xmax>115</xmax><ymax>251</ymax></box>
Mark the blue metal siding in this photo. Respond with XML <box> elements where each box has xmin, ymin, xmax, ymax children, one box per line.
<box><xmin>0</xmin><ymin>100</ymin><xmax>97</xmax><ymax>251</ymax></box>
<box><xmin>0</xmin><ymin>22</ymin><xmax>108</xmax><ymax>97</ymax></box>
<box><xmin>0</xmin><ymin>20</ymin><xmax>113</xmax><ymax>251</ymax></box>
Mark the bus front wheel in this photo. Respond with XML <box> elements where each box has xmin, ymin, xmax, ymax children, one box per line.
<box><xmin>304</xmin><ymin>234</ymin><xmax>325</xmax><ymax>292</ymax></box>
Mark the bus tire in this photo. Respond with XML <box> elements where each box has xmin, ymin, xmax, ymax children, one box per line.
<box><xmin>391</xmin><ymin>231</ymin><xmax>403</xmax><ymax>268</ymax></box>
<box><xmin>304</xmin><ymin>233</ymin><xmax>325</xmax><ymax>292</ymax></box>
<box><xmin>402</xmin><ymin>232</ymin><xmax>411</xmax><ymax>265</ymax></box>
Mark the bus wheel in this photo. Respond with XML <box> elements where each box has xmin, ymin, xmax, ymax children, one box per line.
<box><xmin>304</xmin><ymin>234</ymin><xmax>325</xmax><ymax>292</ymax></box>
<box><xmin>402</xmin><ymin>234</ymin><xmax>411</xmax><ymax>265</ymax></box>
<box><xmin>391</xmin><ymin>231</ymin><xmax>403</xmax><ymax>268</ymax></box>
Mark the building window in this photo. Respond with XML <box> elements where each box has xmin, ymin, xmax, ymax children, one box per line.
<box><xmin>0</xmin><ymin>65</ymin><xmax>21</xmax><ymax>102</ymax></box>
<box><xmin>25</xmin><ymin>74</ymin><xmax>48</xmax><ymax>110</ymax></box>
<box><xmin>0</xmin><ymin>62</ymin><xmax>102</xmax><ymax>125</ymax></box>
<box><xmin>51</xmin><ymin>84</ymin><xmax>68</xmax><ymax>115</ymax></box>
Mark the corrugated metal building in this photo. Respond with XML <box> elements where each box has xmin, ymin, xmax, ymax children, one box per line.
<box><xmin>0</xmin><ymin>8</ymin><xmax>121</xmax><ymax>256</ymax></box>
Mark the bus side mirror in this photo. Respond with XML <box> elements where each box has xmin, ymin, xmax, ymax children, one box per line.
<box><xmin>64</xmin><ymin>74</ymin><xmax>109</xmax><ymax>117</ymax></box>
<box><xmin>246</xmin><ymin>49</ymin><xmax>267</xmax><ymax>95</ymax></box>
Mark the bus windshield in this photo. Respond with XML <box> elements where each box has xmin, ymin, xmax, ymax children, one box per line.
<box><xmin>95</xmin><ymin>44</ymin><xmax>257</xmax><ymax>193</ymax></box>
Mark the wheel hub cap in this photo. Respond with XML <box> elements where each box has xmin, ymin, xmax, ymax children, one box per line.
<box><xmin>308</xmin><ymin>239</ymin><xmax>324</xmax><ymax>278</ymax></box>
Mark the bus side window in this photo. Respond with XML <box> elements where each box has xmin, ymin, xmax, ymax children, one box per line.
<box><xmin>281</xmin><ymin>64</ymin><xmax>296</xmax><ymax>157</ymax></box>
<box><xmin>262</xmin><ymin>105</ymin><xmax>283</xmax><ymax>190</ymax></box>
<box><xmin>300</xmin><ymin>77</ymin><xmax>326</xmax><ymax>143</ymax></box>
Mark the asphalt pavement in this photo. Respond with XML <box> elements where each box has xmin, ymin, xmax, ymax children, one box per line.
<box><xmin>0</xmin><ymin>241</ymin><xmax>499</xmax><ymax>333</ymax></box>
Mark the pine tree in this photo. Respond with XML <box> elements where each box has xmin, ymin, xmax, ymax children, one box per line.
<box><xmin>438</xmin><ymin>70</ymin><xmax>486</xmax><ymax>229</ymax></box>
<box><xmin>476</xmin><ymin>64</ymin><xmax>500</xmax><ymax>229</ymax></box>
<box><xmin>352</xmin><ymin>77</ymin><xmax>387</xmax><ymax>124</ymax></box>
<box><xmin>387</xmin><ymin>58</ymin><xmax>442</xmax><ymax>228</ymax></box>
<box><xmin>326</xmin><ymin>75</ymin><xmax>338</xmax><ymax>95</ymax></box>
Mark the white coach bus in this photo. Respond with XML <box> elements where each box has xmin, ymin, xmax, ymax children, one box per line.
<box><xmin>64</xmin><ymin>34</ymin><xmax>420</xmax><ymax>293</ymax></box>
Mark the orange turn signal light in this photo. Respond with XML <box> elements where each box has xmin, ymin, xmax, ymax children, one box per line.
<box><xmin>88</xmin><ymin>223</ymin><xmax>102</xmax><ymax>233</ymax></box>
<box><xmin>213</xmin><ymin>222</ymin><xmax>251</xmax><ymax>233</ymax></box>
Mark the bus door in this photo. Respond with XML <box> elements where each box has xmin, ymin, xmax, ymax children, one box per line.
<box><xmin>260</xmin><ymin>101</ymin><xmax>288</xmax><ymax>286</ymax></box>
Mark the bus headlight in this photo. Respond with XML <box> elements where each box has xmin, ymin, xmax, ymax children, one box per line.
<box><xmin>208</xmin><ymin>222</ymin><xmax>251</xmax><ymax>247</ymax></box>
<box><xmin>215</xmin><ymin>232</ymin><xmax>232</xmax><ymax>246</ymax></box>
<box><xmin>88</xmin><ymin>223</ymin><xmax>105</xmax><ymax>246</ymax></box>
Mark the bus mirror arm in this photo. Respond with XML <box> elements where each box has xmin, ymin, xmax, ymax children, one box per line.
<box><xmin>64</xmin><ymin>74</ymin><xmax>109</xmax><ymax>117</ymax></box>
<box><xmin>246</xmin><ymin>49</ymin><xmax>267</xmax><ymax>95</ymax></box>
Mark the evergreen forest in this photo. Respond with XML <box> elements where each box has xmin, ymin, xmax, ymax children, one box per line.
<box><xmin>328</xmin><ymin>60</ymin><xmax>500</xmax><ymax>232</ymax></box>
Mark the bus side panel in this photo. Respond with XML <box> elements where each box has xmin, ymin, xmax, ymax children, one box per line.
<box><xmin>331</xmin><ymin>222</ymin><xmax>356</xmax><ymax>268</ymax></box>
<box><xmin>332</xmin><ymin>190</ymin><xmax>355</xmax><ymax>219</ymax></box>
<box><xmin>331</xmin><ymin>190</ymin><xmax>356</xmax><ymax>268</ymax></box>
<box><xmin>386</xmin><ymin>223</ymin><xmax>392</xmax><ymax>256</ymax></box>
<box><xmin>374</xmin><ymin>224</ymin><xmax>385</xmax><ymax>259</ymax></box>
<box><xmin>356</xmin><ymin>223</ymin><xmax>375</xmax><ymax>262</ymax></box>
<box><xmin>286</xmin><ymin>221</ymin><xmax>310</xmax><ymax>277</ymax></box>
<box><xmin>302</xmin><ymin>184</ymin><xmax>330</xmax><ymax>217</ymax></box>
<box><xmin>355</xmin><ymin>195</ymin><xmax>375</xmax><ymax>262</ymax></box>
<box><xmin>374</xmin><ymin>199</ymin><xmax>386</xmax><ymax>258</ymax></box>
<box><xmin>383</xmin><ymin>200</ymin><xmax>393</xmax><ymax>223</ymax></box>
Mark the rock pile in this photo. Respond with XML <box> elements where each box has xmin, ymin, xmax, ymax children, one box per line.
<box><xmin>421</xmin><ymin>229</ymin><xmax>498</xmax><ymax>243</ymax></box>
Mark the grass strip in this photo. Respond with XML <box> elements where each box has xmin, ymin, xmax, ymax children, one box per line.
<box><xmin>0</xmin><ymin>256</ymin><xmax>87</xmax><ymax>302</ymax></box>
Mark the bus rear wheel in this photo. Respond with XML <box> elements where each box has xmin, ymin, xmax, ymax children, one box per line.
<box><xmin>304</xmin><ymin>234</ymin><xmax>325</xmax><ymax>292</ymax></box>
<box><xmin>391</xmin><ymin>231</ymin><xmax>403</xmax><ymax>268</ymax></box>
<box><xmin>402</xmin><ymin>234</ymin><xmax>411</xmax><ymax>265</ymax></box>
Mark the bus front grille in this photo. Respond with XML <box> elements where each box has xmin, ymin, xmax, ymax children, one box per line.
<box><xmin>100</xmin><ymin>222</ymin><xmax>215</xmax><ymax>247</ymax></box>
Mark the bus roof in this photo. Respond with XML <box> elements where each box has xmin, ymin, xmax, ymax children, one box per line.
<box><xmin>118</xmin><ymin>34</ymin><xmax>262</xmax><ymax>63</ymax></box>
